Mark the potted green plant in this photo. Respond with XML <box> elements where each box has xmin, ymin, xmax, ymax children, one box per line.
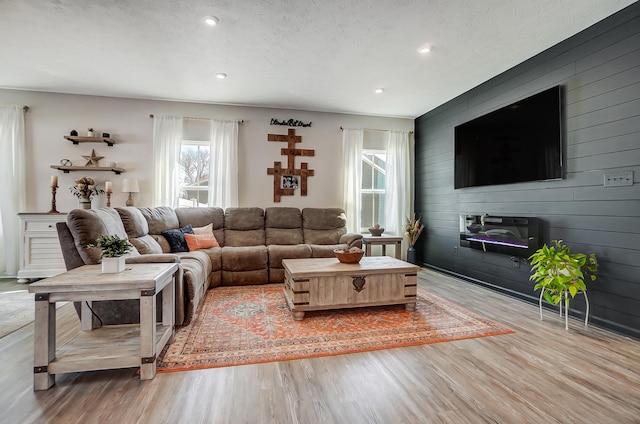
<box><xmin>529</xmin><ymin>239</ymin><xmax>598</xmax><ymax>329</ymax></box>
<box><xmin>89</xmin><ymin>234</ymin><xmax>133</xmax><ymax>273</ymax></box>
<box><xmin>87</xmin><ymin>127</ymin><xmax>95</xmax><ymax>137</ymax></box>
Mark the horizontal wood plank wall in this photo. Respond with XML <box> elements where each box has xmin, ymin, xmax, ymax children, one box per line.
<box><xmin>414</xmin><ymin>3</ymin><xmax>640</xmax><ymax>339</ymax></box>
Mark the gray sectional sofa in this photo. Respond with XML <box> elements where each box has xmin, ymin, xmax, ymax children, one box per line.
<box><xmin>57</xmin><ymin>206</ymin><xmax>362</xmax><ymax>326</ymax></box>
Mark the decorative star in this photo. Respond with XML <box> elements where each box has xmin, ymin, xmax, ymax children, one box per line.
<box><xmin>82</xmin><ymin>149</ymin><xmax>104</xmax><ymax>167</ymax></box>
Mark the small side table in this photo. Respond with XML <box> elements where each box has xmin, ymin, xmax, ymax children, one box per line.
<box><xmin>362</xmin><ymin>234</ymin><xmax>403</xmax><ymax>259</ymax></box>
<box><xmin>28</xmin><ymin>262</ymin><xmax>179</xmax><ymax>390</ymax></box>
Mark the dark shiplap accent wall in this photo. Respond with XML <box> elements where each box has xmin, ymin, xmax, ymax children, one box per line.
<box><xmin>414</xmin><ymin>3</ymin><xmax>640</xmax><ymax>338</ymax></box>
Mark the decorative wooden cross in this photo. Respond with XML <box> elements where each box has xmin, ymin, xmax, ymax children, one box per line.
<box><xmin>266</xmin><ymin>129</ymin><xmax>315</xmax><ymax>202</ymax></box>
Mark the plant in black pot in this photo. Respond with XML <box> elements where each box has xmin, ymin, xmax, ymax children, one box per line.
<box><xmin>529</xmin><ymin>239</ymin><xmax>598</xmax><ymax>330</ymax></box>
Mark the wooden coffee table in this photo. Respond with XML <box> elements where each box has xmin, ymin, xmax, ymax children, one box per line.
<box><xmin>282</xmin><ymin>256</ymin><xmax>419</xmax><ymax>320</ymax></box>
<box><xmin>28</xmin><ymin>263</ymin><xmax>179</xmax><ymax>390</ymax></box>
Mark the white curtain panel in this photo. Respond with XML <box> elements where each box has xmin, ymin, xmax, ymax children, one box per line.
<box><xmin>341</xmin><ymin>128</ymin><xmax>363</xmax><ymax>233</ymax></box>
<box><xmin>0</xmin><ymin>106</ymin><xmax>26</xmax><ymax>275</ymax></box>
<box><xmin>209</xmin><ymin>120</ymin><xmax>239</xmax><ymax>209</ymax></box>
<box><xmin>152</xmin><ymin>115</ymin><xmax>183</xmax><ymax>207</ymax></box>
<box><xmin>385</xmin><ymin>130</ymin><xmax>413</xmax><ymax>256</ymax></box>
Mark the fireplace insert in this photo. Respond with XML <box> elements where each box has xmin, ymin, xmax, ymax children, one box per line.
<box><xmin>460</xmin><ymin>214</ymin><xmax>540</xmax><ymax>258</ymax></box>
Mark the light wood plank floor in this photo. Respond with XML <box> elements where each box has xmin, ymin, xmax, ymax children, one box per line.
<box><xmin>1</xmin><ymin>268</ymin><xmax>639</xmax><ymax>424</ymax></box>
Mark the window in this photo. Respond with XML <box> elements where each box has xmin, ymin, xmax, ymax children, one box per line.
<box><xmin>361</xmin><ymin>150</ymin><xmax>386</xmax><ymax>232</ymax></box>
<box><xmin>178</xmin><ymin>140</ymin><xmax>210</xmax><ymax>207</ymax></box>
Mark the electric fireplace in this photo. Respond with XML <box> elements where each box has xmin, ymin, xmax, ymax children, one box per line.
<box><xmin>460</xmin><ymin>215</ymin><xmax>540</xmax><ymax>258</ymax></box>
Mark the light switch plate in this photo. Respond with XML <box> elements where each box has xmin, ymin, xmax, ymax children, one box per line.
<box><xmin>604</xmin><ymin>171</ymin><xmax>634</xmax><ymax>187</ymax></box>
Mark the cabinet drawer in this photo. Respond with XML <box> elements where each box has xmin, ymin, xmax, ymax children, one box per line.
<box><xmin>25</xmin><ymin>221</ymin><xmax>59</xmax><ymax>232</ymax></box>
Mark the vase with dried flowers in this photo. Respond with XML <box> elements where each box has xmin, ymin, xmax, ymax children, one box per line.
<box><xmin>405</xmin><ymin>214</ymin><xmax>425</xmax><ymax>264</ymax></box>
<box><xmin>69</xmin><ymin>176</ymin><xmax>104</xmax><ymax>209</ymax></box>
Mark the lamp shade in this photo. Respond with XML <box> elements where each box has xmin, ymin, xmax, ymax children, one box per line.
<box><xmin>121</xmin><ymin>179</ymin><xmax>140</xmax><ymax>193</ymax></box>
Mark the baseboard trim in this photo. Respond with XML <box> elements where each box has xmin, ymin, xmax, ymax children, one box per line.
<box><xmin>421</xmin><ymin>263</ymin><xmax>640</xmax><ymax>341</ymax></box>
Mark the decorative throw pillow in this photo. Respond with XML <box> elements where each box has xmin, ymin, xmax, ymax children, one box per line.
<box><xmin>184</xmin><ymin>233</ymin><xmax>219</xmax><ymax>251</ymax></box>
<box><xmin>160</xmin><ymin>225</ymin><xmax>195</xmax><ymax>253</ymax></box>
<box><xmin>129</xmin><ymin>234</ymin><xmax>163</xmax><ymax>255</ymax></box>
<box><xmin>193</xmin><ymin>223</ymin><xmax>213</xmax><ymax>235</ymax></box>
<box><xmin>151</xmin><ymin>234</ymin><xmax>171</xmax><ymax>253</ymax></box>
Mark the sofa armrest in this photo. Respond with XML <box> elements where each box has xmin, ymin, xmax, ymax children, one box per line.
<box><xmin>124</xmin><ymin>254</ymin><xmax>186</xmax><ymax>324</ymax></box>
<box><xmin>340</xmin><ymin>233</ymin><xmax>363</xmax><ymax>248</ymax></box>
<box><xmin>125</xmin><ymin>254</ymin><xmax>181</xmax><ymax>264</ymax></box>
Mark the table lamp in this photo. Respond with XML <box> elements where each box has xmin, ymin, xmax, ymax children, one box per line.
<box><xmin>122</xmin><ymin>179</ymin><xmax>140</xmax><ymax>206</ymax></box>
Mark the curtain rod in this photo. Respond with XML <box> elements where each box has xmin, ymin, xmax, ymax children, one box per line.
<box><xmin>149</xmin><ymin>114</ymin><xmax>243</xmax><ymax>124</ymax></box>
<box><xmin>340</xmin><ymin>126</ymin><xmax>413</xmax><ymax>134</ymax></box>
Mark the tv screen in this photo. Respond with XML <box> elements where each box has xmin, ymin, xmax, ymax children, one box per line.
<box><xmin>454</xmin><ymin>86</ymin><xmax>563</xmax><ymax>189</ymax></box>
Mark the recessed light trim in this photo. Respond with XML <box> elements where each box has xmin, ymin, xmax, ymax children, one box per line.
<box><xmin>375</xmin><ymin>88</ymin><xmax>384</xmax><ymax>94</ymax></box>
<box><xmin>216</xmin><ymin>73</ymin><xmax>227</xmax><ymax>80</ymax></box>
<box><xmin>204</xmin><ymin>16</ymin><xmax>219</xmax><ymax>26</ymax></box>
<box><xmin>418</xmin><ymin>45</ymin><xmax>432</xmax><ymax>54</ymax></box>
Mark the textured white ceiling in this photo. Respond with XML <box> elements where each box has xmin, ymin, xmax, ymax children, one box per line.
<box><xmin>0</xmin><ymin>0</ymin><xmax>636</xmax><ymax>118</ymax></box>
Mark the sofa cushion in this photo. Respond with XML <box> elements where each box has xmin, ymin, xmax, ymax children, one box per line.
<box><xmin>200</xmin><ymin>246</ymin><xmax>222</xmax><ymax>288</ymax></box>
<box><xmin>67</xmin><ymin>208</ymin><xmax>140</xmax><ymax>264</ymax></box>
<box><xmin>150</xmin><ymin>235</ymin><xmax>171</xmax><ymax>253</ymax></box>
<box><xmin>224</xmin><ymin>207</ymin><xmax>265</xmax><ymax>247</ymax></box>
<box><xmin>302</xmin><ymin>208</ymin><xmax>348</xmax><ymax>245</ymax></box>
<box><xmin>265</xmin><ymin>207</ymin><xmax>304</xmax><ymax>245</ymax></box>
<box><xmin>221</xmin><ymin>245</ymin><xmax>268</xmax><ymax>272</ymax></box>
<box><xmin>115</xmin><ymin>207</ymin><xmax>164</xmax><ymax>254</ymax></box>
<box><xmin>161</xmin><ymin>225</ymin><xmax>195</xmax><ymax>253</ymax></box>
<box><xmin>130</xmin><ymin>234</ymin><xmax>163</xmax><ymax>255</ymax></box>
<box><xmin>267</xmin><ymin>244</ymin><xmax>312</xmax><ymax>283</ymax></box>
<box><xmin>139</xmin><ymin>206</ymin><xmax>180</xmax><ymax>234</ymax></box>
<box><xmin>116</xmin><ymin>207</ymin><xmax>149</xmax><ymax>238</ymax></box>
<box><xmin>267</xmin><ymin>244</ymin><xmax>312</xmax><ymax>268</ymax></box>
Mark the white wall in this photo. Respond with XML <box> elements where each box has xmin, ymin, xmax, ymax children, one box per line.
<box><xmin>0</xmin><ymin>89</ymin><xmax>413</xmax><ymax>213</ymax></box>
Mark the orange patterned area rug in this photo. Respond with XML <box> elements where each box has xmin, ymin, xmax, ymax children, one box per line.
<box><xmin>157</xmin><ymin>284</ymin><xmax>514</xmax><ymax>372</ymax></box>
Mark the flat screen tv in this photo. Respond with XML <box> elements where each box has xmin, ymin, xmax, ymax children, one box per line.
<box><xmin>454</xmin><ymin>86</ymin><xmax>563</xmax><ymax>189</ymax></box>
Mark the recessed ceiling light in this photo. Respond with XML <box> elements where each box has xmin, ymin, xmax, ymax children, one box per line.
<box><xmin>204</xmin><ymin>16</ymin><xmax>219</xmax><ymax>26</ymax></box>
<box><xmin>418</xmin><ymin>45</ymin><xmax>432</xmax><ymax>54</ymax></box>
<box><xmin>216</xmin><ymin>73</ymin><xmax>227</xmax><ymax>79</ymax></box>
<box><xmin>375</xmin><ymin>88</ymin><xmax>384</xmax><ymax>94</ymax></box>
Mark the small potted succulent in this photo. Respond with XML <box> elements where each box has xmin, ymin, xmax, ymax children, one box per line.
<box><xmin>89</xmin><ymin>234</ymin><xmax>133</xmax><ymax>273</ymax></box>
<box><xmin>87</xmin><ymin>127</ymin><xmax>95</xmax><ymax>137</ymax></box>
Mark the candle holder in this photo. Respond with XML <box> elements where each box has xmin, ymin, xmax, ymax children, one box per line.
<box><xmin>106</xmin><ymin>191</ymin><xmax>112</xmax><ymax>207</ymax></box>
<box><xmin>48</xmin><ymin>185</ymin><xmax>59</xmax><ymax>214</ymax></box>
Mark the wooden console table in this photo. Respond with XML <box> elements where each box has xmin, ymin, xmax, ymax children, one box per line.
<box><xmin>28</xmin><ymin>263</ymin><xmax>179</xmax><ymax>390</ymax></box>
<box><xmin>362</xmin><ymin>234</ymin><xmax>403</xmax><ymax>259</ymax></box>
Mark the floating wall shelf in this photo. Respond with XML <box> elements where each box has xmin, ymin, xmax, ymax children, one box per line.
<box><xmin>50</xmin><ymin>165</ymin><xmax>125</xmax><ymax>175</ymax></box>
<box><xmin>64</xmin><ymin>136</ymin><xmax>117</xmax><ymax>146</ymax></box>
